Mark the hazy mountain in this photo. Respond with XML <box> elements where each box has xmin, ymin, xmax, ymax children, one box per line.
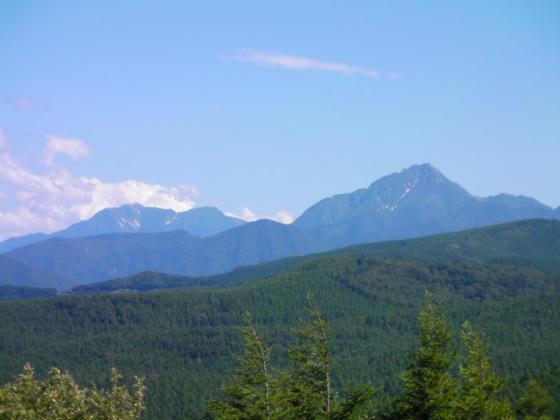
<box><xmin>0</xmin><ymin>204</ymin><xmax>245</xmax><ymax>253</ymax></box>
<box><xmin>6</xmin><ymin>220</ymin><xmax>317</xmax><ymax>289</ymax></box>
<box><xmin>56</xmin><ymin>204</ymin><xmax>246</xmax><ymax>238</ymax></box>
<box><xmin>72</xmin><ymin>219</ymin><xmax>560</xmax><ymax>294</ymax></box>
<box><xmin>0</xmin><ymin>254</ymin><xmax>71</xmax><ymax>290</ymax></box>
<box><xmin>294</xmin><ymin>163</ymin><xmax>556</xmax><ymax>248</ymax></box>
<box><xmin>0</xmin><ymin>233</ymin><xmax>50</xmax><ymax>254</ymax></box>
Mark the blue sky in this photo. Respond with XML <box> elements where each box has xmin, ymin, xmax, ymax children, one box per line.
<box><xmin>0</xmin><ymin>1</ymin><xmax>559</xmax><ymax>239</ymax></box>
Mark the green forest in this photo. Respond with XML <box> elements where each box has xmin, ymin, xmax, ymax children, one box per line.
<box><xmin>1</xmin><ymin>255</ymin><xmax>559</xmax><ymax>418</ymax></box>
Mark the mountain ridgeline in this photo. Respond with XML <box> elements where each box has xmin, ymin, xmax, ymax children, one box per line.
<box><xmin>1</xmin><ymin>163</ymin><xmax>559</xmax><ymax>291</ymax></box>
<box><xmin>0</xmin><ymin>205</ymin><xmax>246</xmax><ymax>253</ymax></box>
<box><xmin>5</xmin><ymin>220</ymin><xmax>318</xmax><ymax>288</ymax></box>
<box><xmin>294</xmin><ymin>163</ymin><xmax>557</xmax><ymax>248</ymax></box>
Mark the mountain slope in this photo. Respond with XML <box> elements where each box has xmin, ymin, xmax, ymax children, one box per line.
<box><xmin>294</xmin><ymin>163</ymin><xmax>555</xmax><ymax>248</ymax></box>
<box><xmin>6</xmin><ymin>221</ymin><xmax>318</xmax><ymax>289</ymax></box>
<box><xmin>0</xmin><ymin>204</ymin><xmax>245</xmax><ymax>253</ymax></box>
<box><xmin>0</xmin><ymin>233</ymin><xmax>50</xmax><ymax>254</ymax></box>
<box><xmin>7</xmin><ymin>230</ymin><xmax>200</xmax><ymax>286</ymax></box>
<box><xmin>0</xmin><ymin>254</ymin><xmax>71</xmax><ymax>290</ymax></box>
<box><xmin>72</xmin><ymin>219</ymin><xmax>560</xmax><ymax>294</ymax></box>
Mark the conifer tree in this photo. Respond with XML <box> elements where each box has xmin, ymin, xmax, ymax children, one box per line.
<box><xmin>211</xmin><ymin>297</ymin><xmax>376</xmax><ymax>419</ymax></box>
<box><xmin>209</xmin><ymin>312</ymin><xmax>281</xmax><ymax>420</ymax></box>
<box><xmin>382</xmin><ymin>292</ymin><xmax>458</xmax><ymax>419</ymax></box>
<box><xmin>281</xmin><ymin>294</ymin><xmax>334</xmax><ymax>418</ymax></box>
<box><xmin>516</xmin><ymin>379</ymin><xmax>555</xmax><ymax>420</ymax></box>
<box><xmin>454</xmin><ymin>321</ymin><xmax>514</xmax><ymax>419</ymax></box>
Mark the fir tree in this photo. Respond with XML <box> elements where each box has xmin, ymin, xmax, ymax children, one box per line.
<box><xmin>281</xmin><ymin>294</ymin><xmax>334</xmax><ymax>418</ymax></box>
<box><xmin>454</xmin><ymin>321</ymin><xmax>514</xmax><ymax>419</ymax></box>
<box><xmin>209</xmin><ymin>312</ymin><xmax>281</xmax><ymax>420</ymax></box>
<box><xmin>382</xmin><ymin>292</ymin><xmax>458</xmax><ymax>419</ymax></box>
<box><xmin>516</xmin><ymin>379</ymin><xmax>555</xmax><ymax>420</ymax></box>
<box><xmin>211</xmin><ymin>297</ymin><xmax>376</xmax><ymax>419</ymax></box>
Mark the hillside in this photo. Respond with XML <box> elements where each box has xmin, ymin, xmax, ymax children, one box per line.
<box><xmin>1</xmin><ymin>255</ymin><xmax>559</xmax><ymax>418</ymax></box>
<box><xmin>0</xmin><ymin>254</ymin><xmax>71</xmax><ymax>290</ymax></box>
<box><xmin>6</xmin><ymin>220</ymin><xmax>318</xmax><ymax>289</ymax></box>
<box><xmin>294</xmin><ymin>163</ymin><xmax>558</xmax><ymax>248</ymax></box>
<box><xmin>73</xmin><ymin>219</ymin><xmax>560</xmax><ymax>294</ymax></box>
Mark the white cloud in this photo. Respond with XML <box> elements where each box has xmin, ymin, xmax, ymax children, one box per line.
<box><xmin>44</xmin><ymin>135</ymin><xmax>91</xmax><ymax>165</ymax></box>
<box><xmin>0</xmin><ymin>128</ymin><xmax>8</xmax><ymax>150</ymax></box>
<box><xmin>233</xmin><ymin>50</ymin><xmax>380</xmax><ymax>77</ymax></box>
<box><xmin>0</xmin><ymin>153</ymin><xmax>198</xmax><ymax>239</ymax></box>
<box><xmin>388</xmin><ymin>72</ymin><xmax>401</xmax><ymax>79</ymax></box>
<box><xmin>0</xmin><ymin>133</ymin><xmax>293</xmax><ymax>240</ymax></box>
<box><xmin>226</xmin><ymin>207</ymin><xmax>294</xmax><ymax>224</ymax></box>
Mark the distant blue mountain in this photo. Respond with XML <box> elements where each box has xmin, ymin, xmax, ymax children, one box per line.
<box><xmin>0</xmin><ymin>254</ymin><xmax>70</xmax><ymax>290</ymax></box>
<box><xmin>6</xmin><ymin>220</ymin><xmax>318</xmax><ymax>289</ymax></box>
<box><xmin>0</xmin><ymin>204</ymin><xmax>245</xmax><ymax>252</ymax></box>
<box><xmin>294</xmin><ymin>163</ymin><xmax>558</xmax><ymax>248</ymax></box>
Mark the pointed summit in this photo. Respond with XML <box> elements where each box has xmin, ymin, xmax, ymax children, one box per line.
<box><xmin>294</xmin><ymin>163</ymin><xmax>554</xmax><ymax>248</ymax></box>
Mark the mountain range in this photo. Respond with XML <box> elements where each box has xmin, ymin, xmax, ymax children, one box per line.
<box><xmin>0</xmin><ymin>205</ymin><xmax>246</xmax><ymax>253</ymax></box>
<box><xmin>1</xmin><ymin>163</ymin><xmax>559</xmax><ymax>291</ymax></box>
<box><xmin>5</xmin><ymin>220</ymin><xmax>317</xmax><ymax>287</ymax></box>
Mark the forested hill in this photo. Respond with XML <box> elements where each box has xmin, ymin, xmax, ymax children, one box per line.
<box><xmin>1</xmin><ymin>255</ymin><xmax>559</xmax><ymax>418</ymax></box>
<box><xmin>73</xmin><ymin>218</ymin><xmax>560</xmax><ymax>294</ymax></box>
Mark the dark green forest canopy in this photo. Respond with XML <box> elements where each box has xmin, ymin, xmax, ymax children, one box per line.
<box><xmin>1</xmin><ymin>255</ymin><xmax>559</xmax><ymax>418</ymax></box>
<box><xmin>0</xmin><ymin>285</ymin><xmax>57</xmax><ymax>301</ymax></box>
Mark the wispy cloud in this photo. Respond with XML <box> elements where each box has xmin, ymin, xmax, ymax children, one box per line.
<box><xmin>44</xmin><ymin>135</ymin><xmax>91</xmax><ymax>165</ymax></box>
<box><xmin>7</xmin><ymin>97</ymin><xmax>47</xmax><ymax>109</ymax></box>
<box><xmin>12</xmin><ymin>98</ymin><xmax>34</xmax><ymax>108</ymax></box>
<box><xmin>232</xmin><ymin>50</ymin><xmax>380</xmax><ymax>77</ymax></box>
